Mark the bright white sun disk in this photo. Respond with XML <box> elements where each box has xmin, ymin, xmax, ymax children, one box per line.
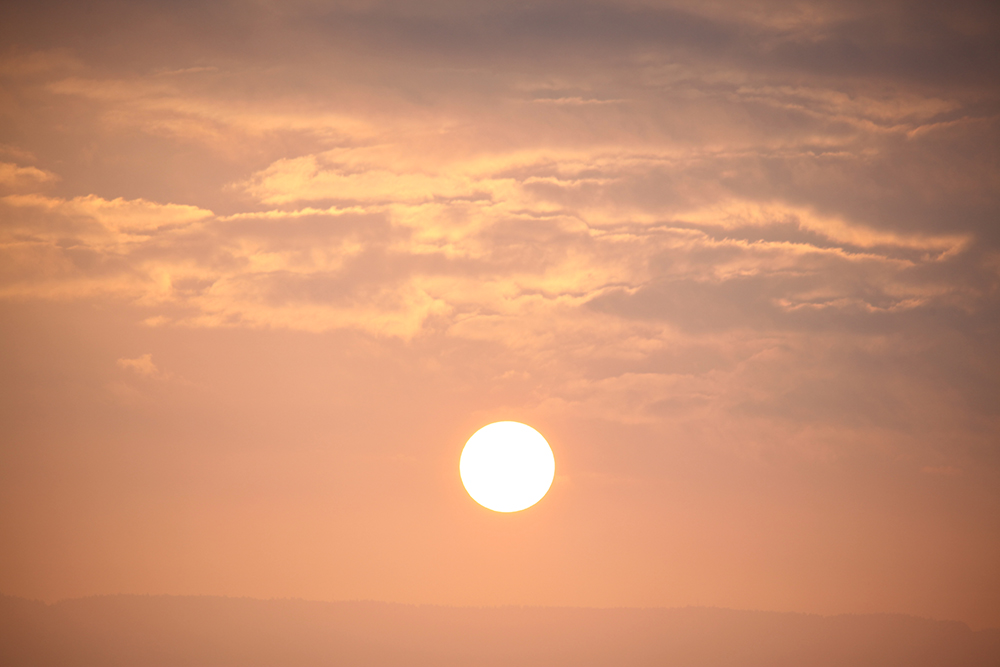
<box><xmin>460</xmin><ymin>421</ymin><xmax>555</xmax><ymax>512</ymax></box>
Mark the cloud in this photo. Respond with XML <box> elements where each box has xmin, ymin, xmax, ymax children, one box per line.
<box><xmin>0</xmin><ymin>137</ymin><xmax>989</xmax><ymax>354</ymax></box>
<box><xmin>0</xmin><ymin>0</ymin><xmax>996</xmax><ymax>455</ymax></box>
<box><xmin>240</xmin><ymin>150</ymin><xmax>490</xmax><ymax>205</ymax></box>
<box><xmin>0</xmin><ymin>163</ymin><xmax>58</xmax><ymax>191</ymax></box>
<box><xmin>0</xmin><ymin>193</ymin><xmax>214</xmax><ymax>300</ymax></box>
<box><xmin>116</xmin><ymin>353</ymin><xmax>161</xmax><ymax>377</ymax></box>
<box><xmin>42</xmin><ymin>75</ymin><xmax>378</xmax><ymax>153</ymax></box>
<box><xmin>674</xmin><ymin>201</ymin><xmax>969</xmax><ymax>254</ymax></box>
<box><xmin>2</xmin><ymin>193</ymin><xmax>212</xmax><ymax>234</ymax></box>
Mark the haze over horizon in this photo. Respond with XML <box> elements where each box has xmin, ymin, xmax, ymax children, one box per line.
<box><xmin>3</xmin><ymin>593</ymin><xmax>1000</xmax><ymax>666</ymax></box>
<box><xmin>1</xmin><ymin>0</ymin><xmax>998</xmax><ymax>638</ymax></box>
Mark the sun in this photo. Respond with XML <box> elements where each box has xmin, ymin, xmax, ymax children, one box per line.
<box><xmin>460</xmin><ymin>421</ymin><xmax>555</xmax><ymax>512</ymax></box>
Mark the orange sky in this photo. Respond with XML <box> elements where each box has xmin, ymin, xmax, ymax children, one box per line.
<box><xmin>1</xmin><ymin>0</ymin><xmax>998</xmax><ymax>628</ymax></box>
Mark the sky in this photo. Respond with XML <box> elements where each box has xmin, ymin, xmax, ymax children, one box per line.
<box><xmin>1</xmin><ymin>0</ymin><xmax>998</xmax><ymax>629</ymax></box>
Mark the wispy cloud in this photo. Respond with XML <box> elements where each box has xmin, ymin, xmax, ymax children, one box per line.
<box><xmin>116</xmin><ymin>353</ymin><xmax>162</xmax><ymax>378</ymax></box>
<box><xmin>0</xmin><ymin>163</ymin><xmax>58</xmax><ymax>190</ymax></box>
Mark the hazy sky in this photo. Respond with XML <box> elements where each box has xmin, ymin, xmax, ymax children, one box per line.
<box><xmin>1</xmin><ymin>0</ymin><xmax>998</xmax><ymax>628</ymax></box>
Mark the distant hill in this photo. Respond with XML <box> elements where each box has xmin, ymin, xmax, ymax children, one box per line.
<box><xmin>1</xmin><ymin>594</ymin><xmax>997</xmax><ymax>666</ymax></box>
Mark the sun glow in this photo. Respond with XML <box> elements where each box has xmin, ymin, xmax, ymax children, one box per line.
<box><xmin>460</xmin><ymin>421</ymin><xmax>555</xmax><ymax>512</ymax></box>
